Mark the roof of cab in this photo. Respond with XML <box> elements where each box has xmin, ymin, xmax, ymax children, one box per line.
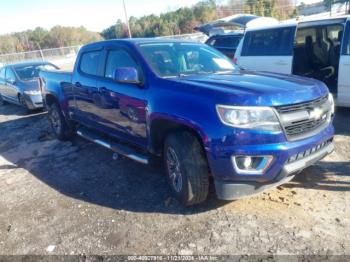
<box><xmin>81</xmin><ymin>38</ymin><xmax>200</xmax><ymax>51</ymax></box>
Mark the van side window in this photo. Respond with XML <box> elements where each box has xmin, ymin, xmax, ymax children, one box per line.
<box><xmin>242</xmin><ymin>27</ymin><xmax>295</xmax><ymax>56</ymax></box>
<box><xmin>105</xmin><ymin>49</ymin><xmax>138</xmax><ymax>78</ymax></box>
<box><xmin>79</xmin><ymin>51</ymin><xmax>101</xmax><ymax>76</ymax></box>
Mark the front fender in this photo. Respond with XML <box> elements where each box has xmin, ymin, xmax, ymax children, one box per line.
<box><xmin>148</xmin><ymin>112</ymin><xmax>211</xmax><ymax>155</ymax></box>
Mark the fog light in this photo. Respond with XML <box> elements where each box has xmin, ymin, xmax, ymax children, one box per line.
<box><xmin>233</xmin><ymin>155</ymin><xmax>273</xmax><ymax>175</ymax></box>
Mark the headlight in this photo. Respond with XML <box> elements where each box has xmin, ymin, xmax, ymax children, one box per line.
<box><xmin>216</xmin><ymin>105</ymin><xmax>281</xmax><ymax>131</ymax></box>
<box><xmin>24</xmin><ymin>90</ymin><xmax>41</xmax><ymax>95</ymax></box>
<box><xmin>328</xmin><ymin>93</ymin><xmax>335</xmax><ymax>115</ymax></box>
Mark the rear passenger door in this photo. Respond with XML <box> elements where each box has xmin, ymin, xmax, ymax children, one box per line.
<box><xmin>338</xmin><ymin>19</ymin><xmax>350</xmax><ymax>107</ymax></box>
<box><xmin>236</xmin><ymin>25</ymin><xmax>296</xmax><ymax>74</ymax></box>
<box><xmin>72</xmin><ymin>49</ymin><xmax>103</xmax><ymax>123</ymax></box>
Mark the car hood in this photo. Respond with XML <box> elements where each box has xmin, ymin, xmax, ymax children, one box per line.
<box><xmin>171</xmin><ymin>70</ymin><xmax>329</xmax><ymax>106</ymax></box>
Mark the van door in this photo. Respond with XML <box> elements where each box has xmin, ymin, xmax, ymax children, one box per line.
<box><xmin>235</xmin><ymin>25</ymin><xmax>296</xmax><ymax>74</ymax></box>
<box><xmin>338</xmin><ymin>19</ymin><xmax>350</xmax><ymax>107</ymax></box>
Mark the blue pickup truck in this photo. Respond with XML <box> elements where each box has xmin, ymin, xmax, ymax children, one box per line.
<box><xmin>40</xmin><ymin>39</ymin><xmax>335</xmax><ymax>206</ymax></box>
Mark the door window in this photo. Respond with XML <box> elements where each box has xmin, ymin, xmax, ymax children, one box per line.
<box><xmin>79</xmin><ymin>51</ymin><xmax>102</xmax><ymax>76</ymax></box>
<box><xmin>242</xmin><ymin>27</ymin><xmax>296</xmax><ymax>56</ymax></box>
<box><xmin>214</xmin><ymin>36</ymin><xmax>241</xmax><ymax>48</ymax></box>
<box><xmin>105</xmin><ymin>49</ymin><xmax>138</xmax><ymax>79</ymax></box>
<box><xmin>5</xmin><ymin>68</ymin><xmax>16</xmax><ymax>82</ymax></box>
<box><xmin>0</xmin><ymin>68</ymin><xmax>5</xmax><ymax>80</ymax></box>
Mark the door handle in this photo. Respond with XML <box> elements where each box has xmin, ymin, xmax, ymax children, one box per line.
<box><xmin>99</xmin><ymin>87</ymin><xmax>107</xmax><ymax>93</ymax></box>
<box><xmin>75</xmin><ymin>82</ymin><xmax>82</xmax><ymax>88</ymax></box>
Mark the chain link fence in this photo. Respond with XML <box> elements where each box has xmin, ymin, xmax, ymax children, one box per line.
<box><xmin>0</xmin><ymin>46</ymin><xmax>81</xmax><ymax>69</ymax></box>
<box><xmin>0</xmin><ymin>33</ymin><xmax>208</xmax><ymax>69</ymax></box>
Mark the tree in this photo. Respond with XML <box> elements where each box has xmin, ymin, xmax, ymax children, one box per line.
<box><xmin>324</xmin><ymin>0</ymin><xmax>350</xmax><ymax>13</ymax></box>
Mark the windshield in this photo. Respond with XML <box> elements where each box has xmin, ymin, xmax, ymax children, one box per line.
<box><xmin>138</xmin><ymin>42</ymin><xmax>239</xmax><ymax>77</ymax></box>
<box><xmin>14</xmin><ymin>64</ymin><xmax>58</xmax><ymax>81</ymax></box>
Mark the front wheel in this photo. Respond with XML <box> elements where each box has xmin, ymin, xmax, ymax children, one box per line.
<box><xmin>18</xmin><ymin>94</ymin><xmax>29</xmax><ymax>111</ymax></box>
<box><xmin>47</xmin><ymin>102</ymin><xmax>73</xmax><ymax>141</ymax></box>
<box><xmin>164</xmin><ymin>131</ymin><xmax>209</xmax><ymax>206</ymax></box>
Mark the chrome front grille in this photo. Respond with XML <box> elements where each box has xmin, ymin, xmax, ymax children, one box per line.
<box><xmin>276</xmin><ymin>95</ymin><xmax>328</xmax><ymax>114</ymax></box>
<box><xmin>275</xmin><ymin>95</ymin><xmax>331</xmax><ymax>141</ymax></box>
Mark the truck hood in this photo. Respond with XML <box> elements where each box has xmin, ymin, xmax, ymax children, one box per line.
<box><xmin>172</xmin><ymin>70</ymin><xmax>329</xmax><ymax>106</ymax></box>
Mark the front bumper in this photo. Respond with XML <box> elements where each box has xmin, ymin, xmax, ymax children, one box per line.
<box><xmin>214</xmin><ymin>141</ymin><xmax>334</xmax><ymax>200</ymax></box>
<box><xmin>23</xmin><ymin>94</ymin><xmax>44</xmax><ymax>110</ymax></box>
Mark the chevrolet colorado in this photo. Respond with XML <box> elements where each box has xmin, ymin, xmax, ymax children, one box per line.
<box><xmin>40</xmin><ymin>39</ymin><xmax>335</xmax><ymax>206</ymax></box>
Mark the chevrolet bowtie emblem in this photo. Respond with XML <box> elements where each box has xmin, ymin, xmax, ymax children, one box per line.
<box><xmin>309</xmin><ymin>107</ymin><xmax>323</xmax><ymax>120</ymax></box>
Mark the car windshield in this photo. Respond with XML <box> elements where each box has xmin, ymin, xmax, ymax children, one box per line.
<box><xmin>138</xmin><ymin>42</ymin><xmax>239</xmax><ymax>77</ymax></box>
<box><xmin>14</xmin><ymin>64</ymin><xmax>57</xmax><ymax>81</ymax></box>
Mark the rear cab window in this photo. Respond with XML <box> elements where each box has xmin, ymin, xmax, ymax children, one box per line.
<box><xmin>242</xmin><ymin>26</ymin><xmax>296</xmax><ymax>56</ymax></box>
<box><xmin>79</xmin><ymin>51</ymin><xmax>102</xmax><ymax>76</ymax></box>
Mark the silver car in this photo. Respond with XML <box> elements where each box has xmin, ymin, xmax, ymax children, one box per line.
<box><xmin>0</xmin><ymin>61</ymin><xmax>58</xmax><ymax>111</ymax></box>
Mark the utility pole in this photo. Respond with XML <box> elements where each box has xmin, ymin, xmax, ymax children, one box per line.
<box><xmin>122</xmin><ymin>0</ymin><xmax>132</xmax><ymax>38</ymax></box>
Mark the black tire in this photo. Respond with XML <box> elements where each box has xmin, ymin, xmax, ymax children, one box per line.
<box><xmin>164</xmin><ymin>131</ymin><xmax>209</xmax><ymax>206</ymax></box>
<box><xmin>47</xmin><ymin>102</ymin><xmax>73</xmax><ymax>141</ymax></box>
<box><xmin>0</xmin><ymin>93</ymin><xmax>8</xmax><ymax>106</ymax></box>
<box><xmin>18</xmin><ymin>94</ymin><xmax>29</xmax><ymax>109</ymax></box>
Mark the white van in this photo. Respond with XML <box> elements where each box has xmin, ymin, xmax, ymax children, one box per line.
<box><xmin>234</xmin><ymin>16</ymin><xmax>350</xmax><ymax>107</ymax></box>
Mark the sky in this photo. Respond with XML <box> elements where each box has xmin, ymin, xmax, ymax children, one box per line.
<box><xmin>0</xmin><ymin>0</ymin><xmax>320</xmax><ymax>35</ymax></box>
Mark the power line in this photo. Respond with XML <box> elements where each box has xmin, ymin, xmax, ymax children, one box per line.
<box><xmin>122</xmin><ymin>0</ymin><xmax>132</xmax><ymax>38</ymax></box>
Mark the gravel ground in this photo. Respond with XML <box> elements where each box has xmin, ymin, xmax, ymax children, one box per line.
<box><xmin>0</xmin><ymin>103</ymin><xmax>349</xmax><ymax>256</ymax></box>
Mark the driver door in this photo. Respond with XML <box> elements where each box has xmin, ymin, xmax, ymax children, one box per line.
<box><xmin>94</xmin><ymin>47</ymin><xmax>148</xmax><ymax>147</ymax></box>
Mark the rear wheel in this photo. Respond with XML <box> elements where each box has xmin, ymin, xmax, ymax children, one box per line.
<box><xmin>164</xmin><ymin>131</ymin><xmax>209</xmax><ymax>206</ymax></box>
<box><xmin>47</xmin><ymin>102</ymin><xmax>73</xmax><ymax>141</ymax></box>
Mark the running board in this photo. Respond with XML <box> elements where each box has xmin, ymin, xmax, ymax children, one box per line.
<box><xmin>76</xmin><ymin>128</ymin><xmax>149</xmax><ymax>165</ymax></box>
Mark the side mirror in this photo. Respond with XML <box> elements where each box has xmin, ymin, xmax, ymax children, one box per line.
<box><xmin>113</xmin><ymin>67</ymin><xmax>141</xmax><ymax>85</ymax></box>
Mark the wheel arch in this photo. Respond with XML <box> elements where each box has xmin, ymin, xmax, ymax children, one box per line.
<box><xmin>149</xmin><ymin>115</ymin><xmax>209</xmax><ymax>157</ymax></box>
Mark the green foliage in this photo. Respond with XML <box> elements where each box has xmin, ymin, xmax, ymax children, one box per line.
<box><xmin>101</xmin><ymin>0</ymin><xmax>217</xmax><ymax>39</ymax></box>
<box><xmin>0</xmin><ymin>26</ymin><xmax>102</xmax><ymax>54</ymax></box>
<box><xmin>0</xmin><ymin>0</ymin><xmax>299</xmax><ymax>53</ymax></box>
<box><xmin>242</xmin><ymin>0</ymin><xmax>296</xmax><ymax>19</ymax></box>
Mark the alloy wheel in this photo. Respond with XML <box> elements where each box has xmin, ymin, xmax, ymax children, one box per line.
<box><xmin>166</xmin><ymin>147</ymin><xmax>183</xmax><ymax>193</ymax></box>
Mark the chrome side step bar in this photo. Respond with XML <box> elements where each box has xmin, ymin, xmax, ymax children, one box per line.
<box><xmin>76</xmin><ymin>128</ymin><xmax>149</xmax><ymax>165</ymax></box>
